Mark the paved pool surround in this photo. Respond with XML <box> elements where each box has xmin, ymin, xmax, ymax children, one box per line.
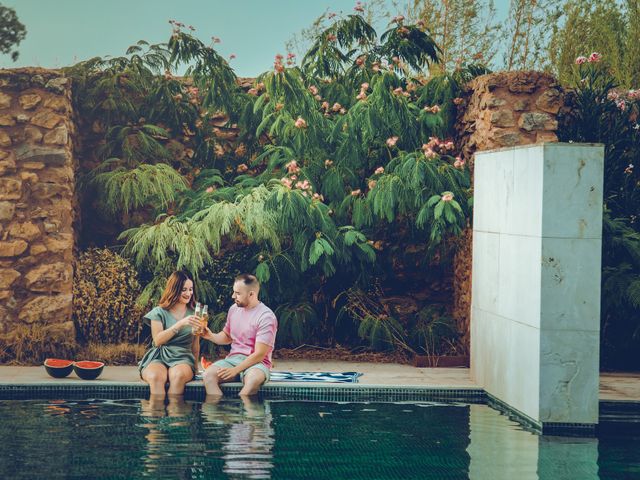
<box><xmin>471</xmin><ymin>143</ymin><xmax>604</xmax><ymax>427</ymax></box>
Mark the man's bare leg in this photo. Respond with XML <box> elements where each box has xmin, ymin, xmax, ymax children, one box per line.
<box><xmin>202</xmin><ymin>365</ymin><xmax>224</xmax><ymax>396</ymax></box>
<box><xmin>239</xmin><ymin>369</ymin><xmax>266</xmax><ymax>397</ymax></box>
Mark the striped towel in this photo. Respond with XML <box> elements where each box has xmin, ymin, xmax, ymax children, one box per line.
<box><xmin>269</xmin><ymin>371</ymin><xmax>362</xmax><ymax>383</ymax></box>
<box><xmin>194</xmin><ymin>371</ymin><xmax>362</xmax><ymax>383</ymax></box>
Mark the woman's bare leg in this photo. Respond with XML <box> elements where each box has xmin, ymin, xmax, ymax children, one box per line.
<box><xmin>167</xmin><ymin>364</ymin><xmax>194</xmax><ymax>395</ymax></box>
<box><xmin>142</xmin><ymin>363</ymin><xmax>168</xmax><ymax>397</ymax></box>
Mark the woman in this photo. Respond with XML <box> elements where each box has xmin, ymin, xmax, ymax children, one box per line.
<box><xmin>138</xmin><ymin>271</ymin><xmax>201</xmax><ymax>397</ymax></box>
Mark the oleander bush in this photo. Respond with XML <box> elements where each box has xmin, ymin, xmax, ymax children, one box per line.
<box><xmin>559</xmin><ymin>53</ymin><xmax>640</xmax><ymax>369</ymax></box>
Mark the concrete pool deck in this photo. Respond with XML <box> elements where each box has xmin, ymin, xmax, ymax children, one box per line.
<box><xmin>0</xmin><ymin>361</ymin><xmax>638</xmax><ymax>402</ymax></box>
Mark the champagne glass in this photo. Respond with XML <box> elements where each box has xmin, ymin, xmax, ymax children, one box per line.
<box><xmin>201</xmin><ymin>305</ymin><xmax>209</xmax><ymax>335</ymax></box>
<box><xmin>194</xmin><ymin>302</ymin><xmax>202</xmax><ymax>336</ymax></box>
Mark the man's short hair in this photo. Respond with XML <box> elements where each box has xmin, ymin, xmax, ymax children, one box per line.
<box><xmin>235</xmin><ymin>273</ymin><xmax>260</xmax><ymax>290</ymax></box>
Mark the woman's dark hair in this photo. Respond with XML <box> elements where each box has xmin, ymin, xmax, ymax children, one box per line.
<box><xmin>159</xmin><ymin>271</ymin><xmax>196</xmax><ymax>309</ymax></box>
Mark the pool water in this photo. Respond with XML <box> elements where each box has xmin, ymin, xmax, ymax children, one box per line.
<box><xmin>0</xmin><ymin>399</ymin><xmax>638</xmax><ymax>479</ymax></box>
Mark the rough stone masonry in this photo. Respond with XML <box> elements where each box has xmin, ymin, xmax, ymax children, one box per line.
<box><xmin>0</xmin><ymin>68</ymin><xmax>76</xmax><ymax>343</ymax></box>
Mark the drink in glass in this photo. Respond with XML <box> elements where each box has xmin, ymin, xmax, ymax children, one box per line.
<box><xmin>193</xmin><ymin>302</ymin><xmax>202</xmax><ymax>336</ymax></box>
<box><xmin>201</xmin><ymin>305</ymin><xmax>209</xmax><ymax>336</ymax></box>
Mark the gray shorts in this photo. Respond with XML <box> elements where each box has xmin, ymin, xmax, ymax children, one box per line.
<box><xmin>213</xmin><ymin>354</ymin><xmax>271</xmax><ymax>382</ymax></box>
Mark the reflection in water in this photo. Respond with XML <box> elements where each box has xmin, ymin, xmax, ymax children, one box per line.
<box><xmin>138</xmin><ymin>395</ymin><xmax>274</xmax><ymax>479</ymax></box>
<box><xmin>203</xmin><ymin>396</ymin><xmax>275</xmax><ymax>479</ymax></box>
<box><xmin>2</xmin><ymin>399</ymin><xmax>636</xmax><ymax>479</ymax></box>
<box><xmin>467</xmin><ymin>404</ymin><xmax>599</xmax><ymax>480</ymax></box>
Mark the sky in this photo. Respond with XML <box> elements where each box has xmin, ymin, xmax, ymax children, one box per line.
<box><xmin>2</xmin><ymin>0</ymin><xmax>510</xmax><ymax>77</ymax></box>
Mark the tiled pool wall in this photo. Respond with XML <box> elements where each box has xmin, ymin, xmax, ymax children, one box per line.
<box><xmin>0</xmin><ymin>383</ymin><xmax>486</xmax><ymax>404</ymax></box>
<box><xmin>4</xmin><ymin>382</ymin><xmax>638</xmax><ymax>435</ymax></box>
<box><xmin>0</xmin><ymin>382</ymin><xmax>640</xmax><ymax>437</ymax></box>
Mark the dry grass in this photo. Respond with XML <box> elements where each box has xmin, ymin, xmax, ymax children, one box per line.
<box><xmin>0</xmin><ymin>325</ymin><xmax>78</xmax><ymax>365</ymax></box>
<box><xmin>0</xmin><ymin>325</ymin><xmax>147</xmax><ymax>366</ymax></box>
<box><xmin>78</xmin><ymin>342</ymin><xmax>147</xmax><ymax>365</ymax></box>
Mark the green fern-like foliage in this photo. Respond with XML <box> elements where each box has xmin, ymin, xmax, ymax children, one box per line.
<box><xmin>275</xmin><ymin>302</ymin><xmax>319</xmax><ymax>347</ymax></box>
<box><xmin>409</xmin><ymin>305</ymin><xmax>458</xmax><ymax>355</ymax></box>
<box><xmin>86</xmin><ymin>162</ymin><xmax>188</xmax><ymax>217</ymax></box>
<box><xmin>357</xmin><ymin>314</ymin><xmax>404</xmax><ymax>352</ymax></box>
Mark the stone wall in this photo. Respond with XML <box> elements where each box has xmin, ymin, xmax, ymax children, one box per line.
<box><xmin>453</xmin><ymin>71</ymin><xmax>564</xmax><ymax>347</ymax></box>
<box><xmin>0</xmin><ymin>68</ymin><xmax>76</xmax><ymax>341</ymax></box>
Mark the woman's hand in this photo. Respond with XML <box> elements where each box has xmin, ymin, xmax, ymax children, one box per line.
<box><xmin>184</xmin><ymin>315</ymin><xmax>202</xmax><ymax>330</ymax></box>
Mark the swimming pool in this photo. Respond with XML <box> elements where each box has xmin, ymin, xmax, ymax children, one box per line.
<box><xmin>0</xmin><ymin>399</ymin><xmax>637</xmax><ymax>479</ymax></box>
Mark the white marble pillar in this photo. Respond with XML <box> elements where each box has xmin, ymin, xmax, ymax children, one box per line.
<box><xmin>470</xmin><ymin>143</ymin><xmax>603</xmax><ymax>427</ymax></box>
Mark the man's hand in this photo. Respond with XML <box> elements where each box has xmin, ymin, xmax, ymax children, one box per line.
<box><xmin>217</xmin><ymin>367</ymin><xmax>240</xmax><ymax>381</ymax></box>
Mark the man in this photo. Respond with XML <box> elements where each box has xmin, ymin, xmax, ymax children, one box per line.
<box><xmin>201</xmin><ymin>274</ymin><xmax>278</xmax><ymax>396</ymax></box>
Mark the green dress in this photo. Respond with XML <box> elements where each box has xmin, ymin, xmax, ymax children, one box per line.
<box><xmin>138</xmin><ymin>306</ymin><xmax>196</xmax><ymax>377</ymax></box>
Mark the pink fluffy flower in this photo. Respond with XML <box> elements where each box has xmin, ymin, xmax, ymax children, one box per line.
<box><xmin>309</xmin><ymin>85</ymin><xmax>319</xmax><ymax>95</ymax></box>
<box><xmin>205</xmin><ymin>186</ymin><xmax>214</xmax><ymax>193</ymax></box>
<box><xmin>281</xmin><ymin>177</ymin><xmax>292</xmax><ymax>188</ymax></box>
<box><xmin>454</xmin><ymin>157</ymin><xmax>465</xmax><ymax>169</ymax></box>
<box><xmin>368</xmin><ymin>179</ymin><xmax>377</xmax><ymax>190</ymax></box>
<box><xmin>575</xmin><ymin>56</ymin><xmax>588</xmax><ymax>65</ymax></box>
<box><xmin>588</xmin><ymin>52</ymin><xmax>602</xmax><ymax>63</ymax></box>
<box><xmin>374</xmin><ymin>166</ymin><xmax>384</xmax><ymax>175</ymax></box>
<box><xmin>424</xmin><ymin>149</ymin><xmax>437</xmax><ymax>160</ymax></box>
<box><xmin>286</xmin><ymin>160</ymin><xmax>300</xmax><ymax>174</ymax></box>
<box><xmin>386</xmin><ymin>136</ymin><xmax>399</xmax><ymax>147</ymax></box>
<box><xmin>441</xmin><ymin>192</ymin><xmax>454</xmax><ymax>202</ymax></box>
<box><xmin>325</xmin><ymin>159</ymin><xmax>334</xmax><ymax>168</ymax></box>
<box><xmin>356</xmin><ymin>91</ymin><xmax>367</xmax><ymax>101</ymax></box>
<box><xmin>327</xmin><ymin>33</ymin><xmax>337</xmax><ymax>42</ymax></box>
<box><xmin>351</xmin><ymin>189</ymin><xmax>362</xmax><ymax>196</ymax></box>
<box><xmin>624</xmin><ymin>164</ymin><xmax>634</xmax><ymax>175</ymax></box>
<box><xmin>361</xmin><ymin>82</ymin><xmax>369</xmax><ymax>90</ymax></box>
<box><xmin>294</xmin><ymin>117</ymin><xmax>307</xmax><ymax>128</ymax></box>
<box><xmin>354</xmin><ymin>1</ymin><xmax>365</xmax><ymax>13</ymax></box>
<box><xmin>392</xmin><ymin>15</ymin><xmax>405</xmax><ymax>23</ymax></box>
<box><xmin>332</xmin><ymin>102</ymin><xmax>342</xmax><ymax>112</ymax></box>
<box><xmin>229</xmin><ymin>54</ymin><xmax>236</xmax><ymax>60</ymax></box>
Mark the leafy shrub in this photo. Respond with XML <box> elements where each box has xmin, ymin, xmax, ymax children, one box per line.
<box><xmin>73</xmin><ymin>248</ymin><xmax>146</xmax><ymax>344</ymax></box>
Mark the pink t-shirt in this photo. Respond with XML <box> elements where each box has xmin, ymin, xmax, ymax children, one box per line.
<box><xmin>223</xmin><ymin>302</ymin><xmax>278</xmax><ymax>369</ymax></box>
